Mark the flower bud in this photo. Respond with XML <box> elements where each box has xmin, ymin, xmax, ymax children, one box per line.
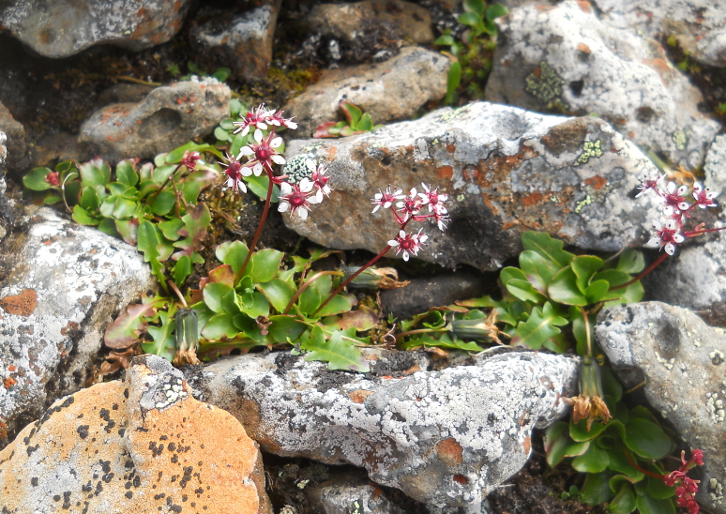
<box><xmin>341</xmin><ymin>265</ymin><xmax>410</xmax><ymax>290</ymax></box>
<box><xmin>450</xmin><ymin>317</ymin><xmax>495</xmax><ymax>342</ymax></box>
<box><xmin>173</xmin><ymin>308</ymin><xmax>201</xmax><ymax>366</ymax></box>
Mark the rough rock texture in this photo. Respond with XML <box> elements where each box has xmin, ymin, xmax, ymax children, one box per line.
<box><xmin>0</xmin><ymin>0</ymin><xmax>191</xmax><ymax>58</ymax></box>
<box><xmin>78</xmin><ymin>78</ymin><xmax>230</xmax><ymax>164</ymax></box>
<box><xmin>642</xmin><ymin>231</ymin><xmax>726</xmax><ymax>327</ymax></box>
<box><xmin>190</xmin><ymin>0</ymin><xmax>282</xmax><ymax>82</ymax></box>
<box><xmin>0</xmin><ymin>208</ymin><xmax>155</xmax><ymax>449</ymax></box>
<box><xmin>593</xmin><ymin>0</ymin><xmax>726</xmax><ymax>67</ymax></box>
<box><xmin>305</xmin><ymin>471</ymin><xmax>407</xmax><ymax>514</ymax></box>
<box><xmin>283</xmin><ymin>102</ymin><xmax>663</xmax><ymax>270</ymax></box>
<box><xmin>0</xmin><ymin>355</ymin><xmax>272</xmax><ymax>514</ymax></box>
<box><xmin>282</xmin><ymin>46</ymin><xmax>449</xmax><ymax>138</ymax></box>
<box><xmin>0</xmin><ymin>100</ymin><xmax>28</xmax><ymax>174</ymax></box>
<box><xmin>307</xmin><ymin>0</ymin><xmax>434</xmax><ymax>45</ymax></box>
<box><xmin>596</xmin><ymin>303</ymin><xmax>726</xmax><ymax>514</ymax></box>
<box><xmin>184</xmin><ymin>349</ymin><xmax>579</xmax><ymax>512</ymax></box>
<box><xmin>485</xmin><ymin>1</ymin><xmax>720</xmax><ymax>169</ymax></box>
<box><xmin>705</xmin><ymin>134</ymin><xmax>726</xmax><ymax>196</ymax></box>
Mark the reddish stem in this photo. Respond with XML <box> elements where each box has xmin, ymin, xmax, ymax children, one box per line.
<box><xmin>623</xmin><ymin>447</ymin><xmax>666</xmax><ymax>479</ymax></box>
<box><xmin>312</xmin><ymin>245</ymin><xmax>392</xmax><ymax>316</ymax></box>
<box><xmin>237</xmin><ymin>167</ymin><xmax>274</xmax><ymax>281</ymax></box>
<box><xmin>610</xmin><ymin>252</ymin><xmax>668</xmax><ymax>291</ymax></box>
<box><xmin>283</xmin><ymin>270</ymin><xmax>343</xmax><ymax>315</ymax></box>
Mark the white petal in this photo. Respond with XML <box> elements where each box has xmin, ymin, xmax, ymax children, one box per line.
<box><xmin>652</xmin><ymin>220</ymin><xmax>662</xmax><ymax>231</ymax></box>
<box><xmin>253</xmin><ymin>163</ymin><xmax>263</xmax><ymax>176</ymax></box>
<box><xmin>399</xmin><ymin>230</ymin><xmax>406</xmax><ymax>238</ymax></box>
<box><xmin>299</xmin><ymin>178</ymin><xmax>313</xmax><ymax>191</ymax></box>
<box><xmin>665</xmin><ymin>219</ymin><xmax>678</xmax><ymax>230</ymax></box>
<box><xmin>271</xmin><ymin>155</ymin><xmax>286</xmax><ymax>165</ymax></box>
<box><xmin>402</xmin><ymin>251</ymin><xmax>410</xmax><ymax>262</ymax></box>
<box><xmin>237</xmin><ymin>181</ymin><xmax>247</xmax><ymax>193</ymax></box>
<box><xmin>258</xmin><ymin>122</ymin><xmax>268</xmax><ymax>131</ymax></box>
<box><xmin>270</xmin><ymin>137</ymin><xmax>283</xmax><ymax>148</ymax></box>
<box><xmin>667</xmin><ymin>182</ymin><xmax>677</xmax><ymax>193</ymax></box>
<box><xmin>663</xmin><ymin>206</ymin><xmax>674</xmax><ymax>216</ymax></box>
<box><xmin>665</xmin><ymin>243</ymin><xmax>676</xmax><ymax>255</ymax></box>
<box><xmin>240</xmin><ymin>167</ymin><xmax>253</xmax><ymax>176</ymax></box>
<box><xmin>673</xmin><ymin>233</ymin><xmax>685</xmax><ymax>243</ymax></box>
<box><xmin>238</xmin><ymin>146</ymin><xmax>254</xmax><ymax>157</ymax></box>
<box><xmin>306</xmin><ymin>159</ymin><xmax>316</xmax><ymax>173</ymax></box>
<box><xmin>388</xmin><ymin>240</ymin><xmax>399</xmax><ymax>247</ymax></box>
<box><xmin>646</xmin><ymin>236</ymin><xmax>661</xmax><ymax>248</ymax></box>
<box><xmin>280</xmin><ymin>182</ymin><xmax>293</xmax><ymax>195</ymax></box>
<box><xmin>287</xmin><ymin>121</ymin><xmax>298</xmax><ymax>129</ymax></box>
<box><xmin>254</xmin><ymin>129</ymin><xmax>263</xmax><ymax>142</ymax></box>
<box><xmin>278</xmin><ymin>201</ymin><xmax>290</xmax><ymax>213</ymax></box>
<box><xmin>372</xmin><ymin>205</ymin><xmax>381</xmax><ymax>213</ymax></box>
<box><xmin>313</xmin><ymin>190</ymin><xmax>323</xmax><ymax>203</ymax></box>
<box><xmin>678</xmin><ymin>202</ymin><xmax>690</xmax><ymax>211</ymax></box>
<box><xmin>297</xmin><ymin>208</ymin><xmax>309</xmax><ymax>220</ymax></box>
<box><xmin>677</xmin><ymin>185</ymin><xmax>688</xmax><ymax>196</ymax></box>
<box><xmin>420</xmin><ymin>234</ymin><xmax>429</xmax><ymax>243</ymax></box>
<box><xmin>241</xmin><ymin>125</ymin><xmax>250</xmax><ymax>137</ymax></box>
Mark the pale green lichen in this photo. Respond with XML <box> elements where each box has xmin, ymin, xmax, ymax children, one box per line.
<box><xmin>439</xmin><ymin>105</ymin><xmax>471</xmax><ymax>122</ymax></box>
<box><xmin>575</xmin><ymin>140</ymin><xmax>603</xmax><ymax>166</ymax></box>
<box><xmin>672</xmin><ymin>130</ymin><xmax>688</xmax><ymax>151</ymax></box>
<box><xmin>456</xmin><ymin>194</ymin><xmax>466</xmax><ymax>202</ymax></box>
<box><xmin>282</xmin><ymin>155</ymin><xmax>313</xmax><ymax>185</ymax></box>
<box><xmin>525</xmin><ymin>61</ymin><xmax>564</xmax><ymax>106</ymax></box>
<box><xmin>301</xmin><ymin>142</ymin><xmax>324</xmax><ymax>153</ymax></box>
<box><xmin>575</xmin><ymin>195</ymin><xmax>592</xmax><ymax>213</ymax></box>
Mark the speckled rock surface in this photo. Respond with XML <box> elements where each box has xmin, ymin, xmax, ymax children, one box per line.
<box><xmin>0</xmin><ymin>99</ymin><xmax>28</xmax><ymax>174</ymax></box>
<box><xmin>705</xmin><ymin>134</ymin><xmax>726</xmax><ymax>196</ymax></box>
<box><xmin>283</xmin><ymin>101</ymin><xmax>663</xmax><ymax>270</ymax></box>
<box><xmin>282</xmin><ymin>46</ymin><xmax>449</xmax><ymax>138</ymax></box>
<box><xmin>305</xmin><ymin>471</ymin><xmax>407</xmax><ymax>514</ymax></box>
<box><xmin>78</xmin><ymin>78</ymin><xmax>231</xmax><ymax>164</ymax></box>
<box><xmin>0</xmin><ymin>0</ymin><xmax>191</xmax><ymax>58</ymax></box>
<box><xmin>593</xmin><ymin>0</ymin><xmax>726</xmax><ymax>67</ymax></box>
<box><xmin>485</xmin><ymin>1</ymin><xmax>720</xmax><ymax>169</ymax></box>
<box><xmin>184</xmin><ymin>349</ymin><xmax>578</xmax><ymax>512</ymax></box>
<box><xmin>190</xmin><ymin>0</ymin><xmax>282</xmax><ymax>82</ymax></box>
<box><xmin>0</xmin><ymin>355</ymin><xmax>272</xmax><ymax>514</ymax></box>
<box><xmin>0</xmin><ymin>208</ymin><xmax>155</xmax><ymax>449</ymax></box>
<box><xmin>307</xmin><ymin>0</ymin><xmax>434</xmax><ymax>45</ymax></box>
<box><xmin>596</xmin><ymin>302</ymin><xmax>726</xmax><ymax>514</ymax></box>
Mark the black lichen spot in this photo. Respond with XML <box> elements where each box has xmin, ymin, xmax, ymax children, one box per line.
<box><xmin>168</xmin><ymin>442</ymin><xmax>176</xmax><ymax>452</ymax></box>
<box><xmin>99</xmin><ymin>460</ymin><xmax>111</xmax><ymax>473</ymax></box>
<box><xmin>148</xmin><ymin>441</ymin><xmax>164</xmax><ymax>457</ymax></box>
<box><xmin>31</xmin><ymin>477</ymin><xmax>39</xmax><ymax>487</ymax></box>
<box><xmin>124</xmin><ymin>389</ymin><xmax>129</xmax><ymax>398</ymax></box>
<box><xmin>62</xmin><ymin>491</ymin><xmax>71</xmax><ymax>509</ymax></box>
<box><xmin>82</xmin><ymin>481</ymin><xmax>93</xmax><ymax>492</ymax></box>
<box><xmin>569</xmin><ymin>80</ymin><xmax>584</xmax><ymax>97</ymax></box>
<box><xmin>77</xmin><ymin>425</ymin><xmax>89</xmax><ymax>439</ymax></box>
<box><xmin>102</xmin><ymin>473</ymin><xmax>114</xmax><ymax>483</ymax></box>
<box><xmin>133</xmin><ymin>476</ymin><xmax>141</xmax><ymax>488</ymax></box>
<box><xmin>112</xmin><ymin>404</ymin><xmax>118</xmax><ymax>411</ymax></box>
<box><xmin>160</xmin><ymin>435</ymin><xmax>168</xmax><ymax>441</ymax></box>
<box><xmin>154</xmin><ymin>493</ymin><xmax>166</xmax><ymax>500</ymax></box>
<box><xmin>53</xmin><ymin>495</ymin><xmax>61</xmax><ymax>502</ymax></box>
<box><xmin>125</xmin><ymin>481</ymin><xmax>132</xmax><ymax>490</ymax></box>
<box><xmin>26</xmin><ymin>444</ymin><xmax>39</xmax><ymax>456</ymax></box>
<box><xmin>125</xmin><ymin>491</ymin><xmax>133</xmax><ymax>499</ymax></box>
<box><xmin>118</xmin><ymin>428</ymin><xmax>125</xmax><ymax>437</ymax></box>
<box><xmin>171</xmin><ymin>454</ymin><xmax>179</xmax><ymax>464</ymax></box>
<box><xmin>182</xmin><ymin>495</ymin><xmax>188</xmax><ymax>502</ymax></box>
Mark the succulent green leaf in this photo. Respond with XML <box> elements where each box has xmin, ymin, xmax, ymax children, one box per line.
<box><xmin>72</xmin><ymin>205</ymin><xmax>100</xmax><ymax>226</ymax></box>
<box><xmin>201</xmin><ymin>313</ymin><xmax>239</xmax><ymax>340</ymax></box>
<box><xmin>544</xmin><ymin>422</ymin><xmax>590</xmax><ymax>467</ymax></box>
<box><xmin>581</xmin><ymin>470</ymin><xmax>615</xmax><ymax>505</ymax></box>
<box><xmin>464</xmin><ymin>0</ymin><xmax>486</xmax><ymax>15</ymax></box>
<box><xmin>646</xmin><ymin>476</ymin><xmax>676</xmax><ymax>500</ymax></box>
<box><xmin>512</xmin><ymin>302</ymin><xmax>567</xmax><ymax>349</ymax></box>
<box><xmin>548</xmin><ymin>266</ymin><xmax>588</xmax><ymax>306</ymax></box>
<box><xmin>245</xmin><ymin>174</ymin><xmax>279</xmax><ymax>202</ymax></box>
<box><xmin>357</xmin><ymin>113</ymin><xmax>374</xmax><ymax>131</ymax></box>
<box><xmin>181</xmin><ymin>168</ymin><xmax>218</xmax><ymax>204</ymax></box>
<box><xmin>635</xmin><ymin>493</ymin><xmax>675</xmax><ymax>514</ymax></box>
<box><xmin>233</xmin><ymin>314</ymin><xmax>264</xmax><ymax>342</ymax></box>
<box><xmin>543</xmin><ymin>332</ymin><xmax>569</xmax><ymax>354</ymax></box>
<box><xmin>172</xmin><ymin>255</ymin><xmax>192</xmax><ymax>286</ymax></box>
<box><xmin>623</xmin><ymin>418</ymin><xmax>671</xmax><ymax>460</ymax></box>
<box><xmin>603</xmin><ymin>281</ymin><xmax>644</xmax><ymax>307</ymax></box>
<box><xmin>98</xmin><ymin>218</ymin><xmax>121</xmax><ymax>239</ymax></box>
<box><xmin>606</xmin><ymin>442</ymin><xmax>645</xmax><ymax>482</ymax></box>
<box><xmin>585</xmin><ymin>280</ymin><xmax>610</xmax><ymax>304</ymax></box>
<box><xmin>602</xmin><ymin>366</ymin><xmax>623</xmax><ymax>403</ymax></box>
<box><xmin>104</xmin><ymin>301</ymin><xmax>158</xmax><ymax>349</ymax></box>
<box><xmin>485</xmin><ymin>3</ymin><xmax>508</xmax><ymax>22</ymax></box>
<box><xmin>143</xmin><ymin>307</ymin><xmax>177</xmax><ymax>361</ymax></box>
<box><xmin>572</xmin><ymin>443</ymin><xmax>610</xmax><ymax>473</ymax></box>
<box><xmin>115</xmin><ymin>160</ymin><xmax>139</xmax><ymax>187</ymax></box>
<box><xmin>257</xmin><ymin>279</ymin><xmax>296</xmax><ymax>313</ymax></box>
<box><xmin>503</xmin><ymin>274</ymin><xmax>547</xmax><ymax>303</ymax></box>
<box><xmin>152</xmin><ymin>163</ymin><xmax>178</xmax><ymax>185</ymax></box>
<box><xmin>229</xmin><ymin>98</ymin><xmax>244</xmax><ymax>118</ymax></box>
<box><xmin>445</xmin><ymin>60</ymin><xmax>461</xmax><ymax>105</ymax></box>
<box><xmin>239</xmin><ymin>292</ymin><xmax>269</xmax><ymax>318</ymax></box>
<box><xmin>340</xmin><ymin>101</ymin><xmax>363</xmax><ymax>127</ymax></box>
<box><xmin>79</xmin><ymin>158</ymin><xmax>112</xmax><ymax>187</ymax></box>
<box><xmin>571</xmin><ymin>255</ymin><xmax>604</xmax><ymax>293</ymax></box>
<box><xmin>159</xmin><ymin>218</ymin><xmax>184</xmax><ymax>241</ymax></box>
<box><xmin>115</xmin><ymin>219</ymin><xmax>138</xmax><ymax>245</ymax></box>
<box><xmin>616</xmin><ymin>249</ymin><xmax>645</xmax><ymax>274</ymax></box>
<box><xmin>231</xmin><ymin>133</ymin><xmax>246</xmax><ymax>157</ymax></box>
<box><xmin>570</xmin><ymin>417</ymin><xmax>607</xmax><ymax>442</ymax></box>
<box><xmin>64</xmin><ymin>181</ymin><xmax>82</xmax><ymax>205</ymax></box>
<box><xmin>203</xmin><ymin>283</ymin><xmax>234</xmax><ymax>314</ymax></box>
<box><xmin>300</xmin><ymin>326</ymin><xmax>370</xmax><ymax>372</ymax></box>
<box><xmin>608</xmin><ymin>481</ymin><xmax>637</xmax><ymax>514</ymax></box>
<box><xmin>521</xmin><ymin>231</ymin><xmax>574</xmax><ymax>268</ymax></box>
<box><xmin>172</xmin><ymin>203</ymin><xmax>211</xmax><ymax>264</ymax></box>
<box><xmin>213</xmin><ymin>67</ymin><xmax>231</xmax><ymax>82</ymax></box>
<box><xmin>519</xmin><ymin>250</ymin><xmax>559</xmax><ymax>293</ymax></box>
<box><xmin>151</xmin><ymin>189</ymin><xmax>176</xmax><ymax>216</ymax></box>
<box><xmin>40</xmin><ymin>195</ymin><xmax>61</xmax><ymax>205</ymax></box>
<box><xmin>217</xmin><ymin>241</ymin><xmax>250</xmax><ymax>281</ymax></box>
<box><xmin>137</xmin><ymin>221</ymin><xmax>168</xmax><ymax>287</ymax></box>
<box><xmin>434</xmin><ymin>34</ymin><xmax>456</xmax><ymax>46</ymax></box>
<box><xmin>316</xmin><ymin>293</ymin><xmax>353</xmax><ymax>317</ymax></box>
<box><xmin>165</xmin><ymin>142</ymin><xmax>204</xmax><ymax>164</ymax></box>
<box><xmin>248</xmin><ymin>249</ymin><xmax>283</xmax><ymax>283</ymax></box>
<box><xmin>80</xmin><ymin>185</ymin><xmax>101</xmax><ymax>210</ymax></box>
<box><xmin>267</xmin><ymin>315</ymin><xmax>307</xmax><ymax>344</ymax></box>
<box><xmin>458</xmin><ymin>11</ymin><xmax>481</xmax><ymax>27</ymax></box>
<box><xmin>23</xmin><ymin>167</ymin><xmax>54</xmax><ymax>191</ymax></box>
<box><xmin>214</xmin><ymin>126</ymin><xmax>232</xmax><ymax>142</ymax></box>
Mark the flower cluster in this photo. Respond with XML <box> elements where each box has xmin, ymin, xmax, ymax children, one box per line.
<box><xmin>636</xmin><ymin>171</ymin><xmax>721</xmax><ymax>255</ymax></box>
<box><xmin>663</xmin><ymin>449</ymin><xmax>704</xmax><ymax>514</ymax></box>
<box><xmin>219</xmin><ymin>105</ymin><xmax>329</xmax><ymax>221</ymax></box>
<box><xmin>372</xmin><ymin>183</ymin><xmax>450</xmax><ymax>261</ymax></box>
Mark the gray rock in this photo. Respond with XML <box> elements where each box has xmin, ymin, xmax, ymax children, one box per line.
<box><xmin>307</xmin><ymin>0</ymin><xmax>434</xmax><ymax>45</ymax></box>
<box><xmin>593</xmin><ymin>0</ymin><xmax>726</xmax><ymax>67</ymax></box>
<box><xmin>78</xmin><ymin>78</ymin><xmax>231</xmax><ymax>163</ymax></box>
<box><xmin>283</xmin><ymin>102</ymin><xmax>663</xmax><ymax>270</ymax></box>
<box><xmin>0</xmin><ymin>130</ymin><xmax>6</xmax><ymax>176</ymax></box>
<box><xmin>305</xmin><ymin>471</ymin><xmax>408</xmax><ymax>514</ymax></box>
<box><xmin>0</xmin><ymin>100</ymin><xmax>28</xmax><ymax>174</ymax></box>
<box><xmin>282</xmin><ymin>46</ymin><xmax>449</xmax><ymax>138</ymax></box>
<box><xmin>485</xmin><ymin>1</ymin><xmax>720</xmax><ymax>169</ymax></box>
<box><xmin>0</xmin><ymin>208</ymin><xmax>155</xmax><ymax>449</ymax></box>
<box><xmin>596</xmin><ymin>302</ymin><xmax>726</xmax><ymax>514</ymax></box>
<box><xmin>190</xmin><ymin>0</ymin><xmax>282</xmax><ymax>82</ymax></box>
<box><xmin>0</xmin><ymin>0</ymin><xmax>191</xmax><ymax>58</ymax></box>
<box><xmin>705</xmin><ymin>134</ymin><xmax>726</xmax><ymax>196</ymax></box>
<box><xmin>184</xmin><ymin>348</ymin><xmax>578</xmax><ymax>512</ymax></box>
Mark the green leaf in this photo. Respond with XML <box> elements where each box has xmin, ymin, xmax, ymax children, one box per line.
<box><xmin>581</xmin><ymin>470</ymin><xmax>615</xmax><ymax>505</ymax></box>
<box><xmin>216</xmin><ymin>241</ymin><xmax>250</xmax><ymax>280</ymax></box>
<box><xmin>635</xmin><ymin>493</ymin><xmax>675</xmax><ymax>514</ymax></box>
<box><xmin>485</xmin><ymin>3</ymin><xmax>509</xmax><ymax>22</ymax></box>
<box><xmin>201</xmin><ymin>313</ymin><xmax>239</xmax><ymax>340</ymax></box>
<box><xmin>257</xmin><ymin>279</ymin><xmax>296</xmax><ymax>313</ymax></box>
<box><xmin>520</xmin><ymin>250</ymin><xmax>559</xmax><ymax>293</ymax></box>
<box><xmin>159</xmin><ymin>218</ymin><xmax>184</xmax><ymax>241</ymax></box>
<box><xmin>181</xmin><ymin>168</ymin><xmax>218</xmax><ymax>204</ymax></box>
<box><xmin>72</xmin><ymin>205</ymin><xmax>100</xmax><ymax>226</ymax></box>
<box><xmin>79</xmin><ymin>158</ymin><xmax>111</xmax><ymax>187</ymax></box>
<box><xmin>548</xmin><ymin>266</ymin><xmax>588</xmax><ymax>306</ymax></box>
<box><xmin>512</xmin><ymin>302</ymin><xmax>567</xmax><ymax>349</ymax></box>
<box><xmin>571</xmin><ymin>307</ymin><xmax>597</xmax><ymax>356</ymax></box>
<box><xmin>267</xmin><ymin>315</ymin><xmax>307</xmax><ymax>344</ymax></box>
<box><xmin>623</xmin><ymin>418</ymin><xmax>671</xmax><ymax>460</ymax></box>
<box><xmin>203</xmin><ymin>283</ymin><xmax>234</xmax><ymax>314</ymax></box>
<box><xmin>214</xmin><ymin>126</ymin><xmax>232</xmax><ymax>143</ymax></box>
<box><xmin>80</xmin><ymin>185</ymin><xmax>101</xmax><ymax>210</ymax></box>
<box><xmin>585</xmin><ymin>280</ymin><xmax>610</xmax><ymax>304</ymax></box>
<box><xmin>300</xmin><ymin>326</ymin><xmax>369</xmax><ymax>372</ymax></box>
<box><xmin>248</xmin><ymin>248</ymin><xmax>283</xmax><ymax>283</ymax></box>
<box><xmin>137</xmin><ymin>221</ymin><xmax>168</xmax><ymax>287</ymax></box>
<box><xmin>316</xmin><ymin>294</ymin><xmax>353</xmax><ymax>317</ymax></box>
<box><xmin>521</xmin><ymin>231</ymin><xmax>574</xmax><ymax>268</ymax></box>
<box><xmin>340</xmin><ymin>101</ymin><xmax>363</xmax><ymax>128</ymax></box>
<box><xmin>616</xmin><ymin>249</ymin><xmax>646</xmax><ymax>274</ymax></box>
<box><xmin>646</xmin><ymin>475</ymin><xmax>676</xmax><ymax>500</ymax></box>
<box><xmin>98</xmin><ymin>217</ymin><xmax>121</xmax><ymax>239</ymax></box>
<box><xmin>572</xmin><ymin>443</ymin><xmax>610</xmax><ymax>473</ymax></box>
<box><xmin>152</xmin><ymin>163</ymin><xmax>178</xmax><ymax>184</ymax></box>
<box><xmin>357</xmin><ymin>113</ymin><xmax>374</xmax><ymax>131</ymax></box>
<box><xmin>238</xmin><ymin>292</ymin><xmax>269</xmax><ymax>318</ymax></box>
<box><xmin>445</xmin><ymin>60</ymin><xmax>461</xmax><ymax>105</ymax></box>
<box><xmin>434</xmin><ymin>34</ymin><xmax>456</xmax><ymax>46</ymax></box>
<box><xmin>115</xmin><ymin>218</ymin><xmax>138</xmax><ymax>245</ymax></box>
<box><xmin>172</xmin><ymin>203</ymin><xmax>211</xmax><ymax>264</ymax></box>
<box><xmin>172</xmin><ymin>255</ymin><xmax>192</xmax><ymax>286</ymax></box>
<box><xmin>458</xmin><ymin>11</ymin><xmax>482</xmax><ymax>27</ymax></box>
<box><xmin>151</xmin><ymin>189</ymin><xmax>176</xmax><ymax>216</ymax></box>
<box><xmin>570</xmin><ymin>417</ymin><xmax>607</xmax><ymax>442</ymax></box>
<box><xmin>502</xmin><ymin>268</ymin><xmax>547</xmax><ymax>302</ymax></box>
<box><xmin>544</xmin><ymin>422</ymin><xmax>590</xmax><ymax>467</ymax></box>
<box><xmin>608</xmin><ymin>481</ymin><xmax>637</xmax><ymax>514</ymax></box>
<box><xmin>104</xmin><ymin>301</ymin><xmax>158</xmax><ymax>349</ymax></box>
<box><xmin>115</xmin><ymin>160</ymin><xmax>139</xmax><ymax>187</ymax></box>
<box><xmin>143</xmin><ymin>307</ymin><xmax>178</xmax><ymax>361</ymax></box>
<box><xmin>23</xmin><ymin>167</ymin><xmax>54</xmax><ymax>191</ymax></box>
<box><xmin>464</xmin><ymin>0</ymin><xmax>486</xmax><ymax>15</ymax></box>
<box><xmin>213</xmin><ymin>67</ymin><xmax>231</xmax><ymax>82</ymax></box>
<box><xmin>571</xmin><ymin>255</ymin><xmax>604</xmax><ymax>293</ymax></box>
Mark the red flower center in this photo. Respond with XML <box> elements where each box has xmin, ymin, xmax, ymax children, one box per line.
<box><xmin>289</xmin><ymin>191</ymin><xmax>306</xmax><ymax>207</ymax></box>
<box><xmin>256</xmin><ymin>145</ymin><xmax>271</xmax><ymax>161</ymax></box>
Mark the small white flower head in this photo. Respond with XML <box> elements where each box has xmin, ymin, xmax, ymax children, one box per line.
<box><xmin>662</xmin><ymin>181</ymin><xmax>691</xmax><ymax>216</ymax></box>
<box><xmin>278</xmin><ymin>179</ymin><xmax>321</xmax><ymax>220</ymax></box>
<box><xmin>237</xmin><ymin>128</ymin><xmax>285</xmax><ymax>176</ymax></box>
<box><xmin>371</xmin><ymin>186</ymin><xmax>403</xmax><ymax>213</ymax></box>
<box><xmin>388</xmin><ymin>229</ymin><xmax>428</xmax><ymax>261</ymax></box>
<box><xmin>232</xmin><ymin>103</ymin><xmax>272</xmax><ymax>136</ymax></box>
<box><xmin>268</xmin><ymin>110</ymin><xmax>298</xmax><ymax>130</ymax></box>
<box><xmin>221</xmin><ymin>153</ymin><xmax>248</xmax><ymax>194</ymax></box>
<box><xmin>635</xmin><ymin>171</ymin><xmax>665</xmax><ymax>198</ymax></box>
<box><xmin>396</xmin><ymin>188</ymin><xmax>424</xmax><ymax>217</ymax></box>
<box><xmin>307</xmin><ymin>159</ymin><xmax>332</xmax><ymax>201</ymax></box>
<box><xmin>693</xmin><ymin>182</ymin><xmax>718</xmax><ymax>209</ymax></box>
<box><xmin>646</xmin><ymin>219</ymin><xmax>684</xmax><ymax>255</ymax></box>
<box><xmin>420</xmin><ymin>182</ymin><xmax>449</xmax><ymax>215</ymax></box>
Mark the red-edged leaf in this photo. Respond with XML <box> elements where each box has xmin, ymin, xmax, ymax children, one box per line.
<box><xmin>104</xmin><ymin>301</ymin><xmax>158</xmax><ymax>349</ymax></box>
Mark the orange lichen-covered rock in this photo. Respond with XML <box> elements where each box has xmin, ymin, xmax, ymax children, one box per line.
<box><xmin>0</xmin><ymin>355</ymin><xmax>271</xmax><ymax>514</ymax></box>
